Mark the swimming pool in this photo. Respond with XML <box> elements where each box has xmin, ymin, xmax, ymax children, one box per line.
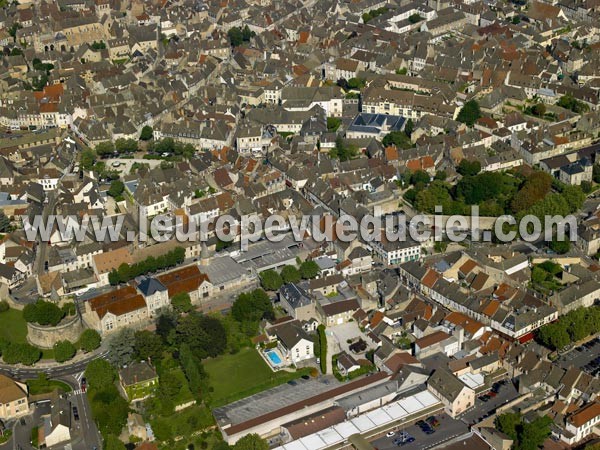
<box><xmin>266</xmin><ymin>350</ymin><xmax>282</xmax><ymax>365</ymax></box>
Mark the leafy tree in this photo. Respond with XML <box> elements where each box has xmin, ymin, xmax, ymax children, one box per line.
<box><xmin>581</xmin><ymin>180</ymin><xmax>592</xmax><ymax>193</ymax></box>
<box><xmin>531</xmin><ymin>266</ymin><xmax>549</xmax><ymax>284</ymax></box>
<box><xmin>299</xmin><ymin>260</ymin><xmax>319</xmax><ymax>279</ymax></box>
<box><xmin>434</xmin><ymin>170</ymin><xmax>447</xmax><ymax>181</ymax></box>
<box><xmin>95</xmin><ymin>141</ymin><xmax>116</xmax><ymax>157</ymax></box>
<box><xmin>433</xmin><ymin>241</ymin><xmax>448</xmax><ymax>253</ymax></box>
<box><xmin>408</xmin><ymin>13</ymin><xmax>424</xmax><ymax>23</ymax></box>
<box><xmin>593</xmin><ymin>164</ymin><xmax>600</xmax><ymax>183</ymax></box>
<box><xmin>60</xmin><ymin>301</ymin><xmax>75</xmax><ymax>316</ymax></box>
<box><xmin>54</xmin><ymin>340</ymin><xmax>76</xmax><ymax>363</ymax></box>
<box><xmin>91</xmin><ymin>41</ymin><xmax>106</xmax><ymax>50</ymax></box>
<box><xmin>456</xmin><ymin>100</ymin><xmax>482</xmax><ymax>126</ymax></box>
<box><xmin>362</xmin><ymin>7</ymin><xmax>388</xmax><ymax>23</ymax></box>
<box><xmin>233</xmin><ymin>434</ymin><xmax>268</xmax><ymax>450</ymax></box>
<box><xmin>0</xmin><ymin>211</ymin><xmax>11</xmax><ymax>232</ymax></box>
<box><xmin>172</xmin><ymin>292</ymin><xmax>193</xmax><ymax>314</ymax></box>
<box><xmin>549</xmin><ymin>237</ymin><xmax>570</xmax><ymax>254</ymax></box>
<box><xmin>516</xmin><ymin>416</ymin><xmax>552</xmax><ymax>450</ymax></box>
<box><xmin>228</xmin><ymin>26</ymin><xmax>254</xmax><ymax>46</ymax></box>
<box><xmin>329</xmin><ymin>136</ymin><xmax>358</xmax><ymax>161</ymax></box>
<box><xmin>531</xmin><ymin>103</ymin><xmax>546</xmax><ymax>117</ymax></box>
<box><xmin>537</xmin><ymin>321</ymin><xmax>570</xmax><ymax>350</ymax></box>
<box><xmin>231</xmin><ymin>289</ymin><xmax>274</xmax><ymax>326</ymax></box>
<box><xmin>317</xmin><ymin>325</ymin><xmax>327</xmax><ymax>373</ymax></box>
<box><xmin>88</xmin><ymin>385</ymin><xmax>129</xmax><ymax>436</ymax></box>
<box><xmin>495</xmin><ymin>412</ymin><xmax>521</xmax><ymax>440</ymax></box>
<box><xmin>511</xmin><ymin>172</ymin><xmax>553</xmax><ymax>213</ymax></box>
<box><xmin>259</xmin><ymin>269</ymin><xmax>283</xmax><ymax>291</ymax></box>
<box><xmin>382</xmin><ymin>130</ymin><xmax>412</xmax><ymax>149</ymax></box>
<box><xmin>23</xmin><ymin>300</ymin><xmax>65</xmax><ymax>326</ymax></box>
<box><xmin>78</xmin><ymin>329</ymin><xmax>102</xmax><ymax>352</ymax></box>
<box><xmin>2</xmin><ymin>343</ymin><xmax>41</xmax><ymax>365</ymax></box>
<box><xmin>175</xmin><ymin>313</ymin><xmax>227</xmax><ymax>358</ymax></box>
<box><xmin>557</xmin><ymin>94</ymin><xmax>589</xmax><ymax>114</ymax></box>
<box><xmin>85</xmin><ymin>359</ymin><xmax>117</xmax><ymax>388</ymax></box>
<box><xmin>156</xmin><ymin>310</ymin><xmax>178</xmax><ymax>345</ymax></box>
<box><xmin>214</xmin><ymin>442</ymin><xmax>232</xmax><ymax>450</ymax></box>
<box><xmin>8</xmin><ymin>23</ymin><xmax>22</xmax><ymax>40</ymax></box>
<box><xmin>327</xmin><ymin>117</ymin><xmax>341</xmax><ymax>132</ymax></box>
<box><xmin>178</xmin><ymin>343</ymin><xmax>206</xmax><ymax>398</ymax></box>
<box><xmin>107</xmin><ymin>328</ymin><xmax>135</xmax><ymax>367</ymax></box>
<box><xmin>281</xmin><ymin>265</ymin><xmax>301</xmax><ymax>284</ymax></box>
<box><xmin>81</xmin><ymin>148</ymin><xmax>95</xmax><ymax>170</ymax></box>
<box><xmin>0</xmin><ymin>300</ymin><xmax>9</xmax><ymax>313</ymax></box>
<box><xmin>410</xmin><ymin>170</ymin><xmax>430</xmax><ymax>186</ymax></box>
<box><xmin>561</xmin><ymin>185</ymin><xmax>585</xmax><ymax>213</ymax></box>
<box><xmin>396</xmin><ymin>67</ymin><xmax>408</xmax><ymax>75</ymax></box>
<box><xmin>456</xmin><ymin>172</ymin><xmax>518</xmax><ymax>207</ymax></box>
<box><xmin>512</xmin><ymin>15</ymin><xmax>521</xmax><ymax>24</ymax></box>
<box><xmin>115</xmin><ymin>138</ymin><xmax>138</xmax><ymax>153</ymax></box>
<box><xmin>140</xmin><ymin>125</ymin><xmax>153</xmax><ymax>141</ymax></box>
<box><xmin>346</xmin><ymin>78</ymin><xmax>366</xmax><ymax>90</ymax></box>
<box><xmin>107</xmin><ymin>180</ymin><xmax>125</xmax><ymax>199</ymax></box>
<box><xmin>134</xmin><ymin>330</ymin><xmax>164</xmax><ymax>361</ymax></box>
<box><xmin>457</xmin><ymin>159</ymin><xmax>481</xmax><ymax>176</ymax></box>
<box><xmin>404</xmin><ymin>118</ymin><xmax>414</xmax><ymax>137</ymax></box>
<box><xmin>104</xmin><ymin>435</ymin><xmax>126</xmax><ymax>450</ymax></box>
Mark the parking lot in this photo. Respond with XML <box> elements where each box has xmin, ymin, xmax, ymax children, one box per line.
<box><xmin>460</xmin><ymin>379</ymin><xmax>519</xmax><ymax>425</ymax></box>
<box><xmin>371</xmin><ymin>413</ymin><xmax>469</xmax><ymax>450</ymax></box>
<box><xmin>557</xmin><ymin>337</ymin><xmax>600</xmax><ymax>376</ymax></box>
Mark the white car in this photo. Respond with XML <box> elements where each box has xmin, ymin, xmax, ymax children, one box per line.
<box><xmin>386</xmin><ymin>431</ymin><xmax>395</xmax><ymax>437</ymax></box>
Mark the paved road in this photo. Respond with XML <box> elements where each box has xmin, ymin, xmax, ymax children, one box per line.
<box><xmin>460</xmin><ymin>381</ymin><xmax>519</xmax><ymax>425</ymax></box>
<box><xmin>0</xmin><ymin>350</ymin><xmax>109</xmax><ymax>379</ymax></box>
<box><xmin>371</xmin><ymin>413</ymin><xmax>469</xmax><ymax>450</ymax></box>
<box><xmin>62</xmin><ymin>373</ymin><xmax>102</xmax><ymax>450</ymax></box>
<box><xmin>8</xmin><ymin>374</ymin><xmax>101</xmax><ymax>450</ymax></box>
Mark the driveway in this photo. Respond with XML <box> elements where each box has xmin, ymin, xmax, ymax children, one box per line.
<box><xmin>328</xmin><ymin>322</ymin><xmax>371</xmax><ymax>357</ymax></box>
<box><xmin>460</xmin><ymin>380</ymin><xmax>519</xmax><ymax>425</ymax></box>
<box><xmin>371</xmin><ymin>413</ymin><xmax>469</xmax><ymax>450</ymax></box>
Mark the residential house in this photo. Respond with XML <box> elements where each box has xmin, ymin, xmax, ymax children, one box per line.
<box><xmin>427</xmin><ymin>368</ymin><xmax>476</xmax><ymax>418</ymax></box>
<box><xmin>119</xmin><ymin>361</ymin><xmax>159</xmax><ymax>401</ymax></box>
<box><xmin>0</xmin><ymin>375</ymin><xmax>29</xmax><ymax>420</ymax></box>
<box><xmin>279</xmin><ymin>283</ymin><xmax>316</xmax><ymax>322</ymax></box>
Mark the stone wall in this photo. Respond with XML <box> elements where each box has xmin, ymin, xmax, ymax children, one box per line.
<box><xmin>27</xmin><ymin>315</ymin><xmax>84</xmax><ymax>349</ymax></box>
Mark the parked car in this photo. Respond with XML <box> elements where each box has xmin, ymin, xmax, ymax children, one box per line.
<box><xmin>488</xmin><ymin>391</ymin><xmax>497</xmax><ymax>397</ymax></box>
<box><xmin>73</xmin><ymin>406</ymin><xmax>79</xmax><ymax>421</ymax></box>
<box><xmin>426</xmin><ymin>416</ymin><xmax>440</xmax><ymax>428</ymax></box>
<box><xmin>386</xmin><ymin>431</ymin><xmax>396</xmax><ymax>437</ymax></box>
<box><xmin>394</xmin><ymin>432</ymin><xmax>415</xmax><ymax>446</ymax></box>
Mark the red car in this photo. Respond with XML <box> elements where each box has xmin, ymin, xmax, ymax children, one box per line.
<box><xmin>487</xmin><ymin>391</ymin><xmax>497</xmax><ymax>397</ymax></box>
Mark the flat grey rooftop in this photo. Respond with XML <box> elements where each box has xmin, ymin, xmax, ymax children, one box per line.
<box><xmin>213</xmin><ymin>377</ymin><xmax>335</xmax><ymax>427</ymax></box>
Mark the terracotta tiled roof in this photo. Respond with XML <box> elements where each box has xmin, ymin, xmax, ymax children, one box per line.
<box><xmin>569</xmin><ymin>402</ymin><xmax>600</xmax><ymax>428</ymax></box>
<box><xmin>415</xmin><ymin>330</ymin><xmax>451</xmax><ymax>349</ymax></box>
<box><xmin>89</xmin><ymin>286</ymin><xmax>146</xmax><ymax>319</ymax></box>
<box><xmin>157</xmin><ymin>265</ymin><xmax>209</xmax><ymax>297</ymax></box>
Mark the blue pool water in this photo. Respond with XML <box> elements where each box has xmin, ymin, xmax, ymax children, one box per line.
<box><xmin>266</xmin><ymin>350</ymin><xmax>282</xmax><ymax>365</ymax></box>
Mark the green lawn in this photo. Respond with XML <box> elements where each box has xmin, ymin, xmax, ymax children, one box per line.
<box><xmin>27</xmin><ymin>377</ymin><xmax>72</xmax><ymax>395</ymax></box>
<box><xmin>204</xmin><ymin>347</ymin><xmax>311</xmax><ymax>407</ymax></box>
<box><xmin>0</xmin><ymin>308</ymin><xmax>54</xmax><ymax>360</ymax></box>
<box><xmin>0</xmin><ymin>308</ymin><xmax>28</xmax><ymax>343</ymax></box>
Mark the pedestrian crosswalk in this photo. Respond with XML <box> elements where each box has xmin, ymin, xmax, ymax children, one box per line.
<box><xmin>71</xmin><ymin>388</ymin><xmax>85</xmax><ymax>396</ymax></box>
